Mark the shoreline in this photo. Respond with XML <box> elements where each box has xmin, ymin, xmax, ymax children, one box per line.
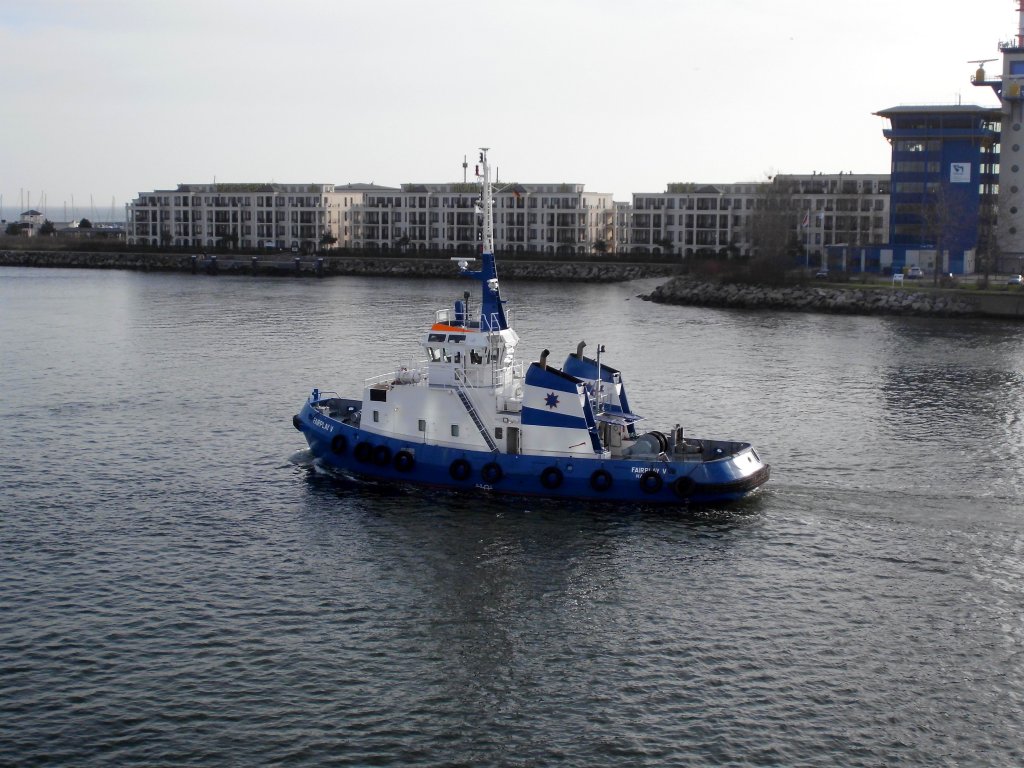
<box><xmin>0</xmin><ymin>249</ymin><xmax>678</xmax><ymax>283</ymax></box>
<box><xmin>6</xmin><ymin>249</ymin><xmax>1024</xmax><ymax>319</ymax></box>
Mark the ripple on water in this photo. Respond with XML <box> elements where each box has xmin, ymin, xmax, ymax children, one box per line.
<box><xmin>1</xmin><ymin>269</ymin><xmax>1023</xmax><ymax>766</ymax></box>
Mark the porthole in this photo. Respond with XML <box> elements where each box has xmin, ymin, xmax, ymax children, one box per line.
<box><xmin>1012</xmin><ymin>227</ymin><xmax>1018</xmax><ymax>235</ymax></box>
<box><xmin>1014</xmin><ymin>123</ymin><xmax>1022</xmax><ymax>131</ymax></box>
<box><xmin>1014</xmin><ymin>144</ymin><xmax>1021</xmax><ymax>152</ymax></box>
<box><xmin>1013</xmin><ymin>186</ymin><xmax>1020</xmax><ymax>194</ymax></box>
<box><xmin>1012</xmin><ymin>207</ymin><xmax>1019</xmax><ymax>214</ymax></box>
<box><xmin>1014</xmin><ymin>165</ymin><xmax>1020</xmax><ymax>173</ymax></box>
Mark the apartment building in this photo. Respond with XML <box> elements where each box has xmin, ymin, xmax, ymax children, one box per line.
<box><xmin>351</xmin><ymin>182</ymin><xmax>615</xmax><ymax>253</ymax></box>
<box><xmin>629</xmin><ymin>174</ymin><xmax>890</xmax><ymax>263</ymax></box>
<box><xmin>126</xmin><ymin>175</ymin><xmax>890</xmax><ymax>265</ymax></box>
<box><xmin>126</xmin><ymin>182</ymin><xmax>391</xmax><ymax>250</ymax></box>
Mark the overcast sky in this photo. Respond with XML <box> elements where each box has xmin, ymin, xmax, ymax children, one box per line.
<box><xmin>0</xmin><ymin>0</ymin><xmax>1014</xmax><ymax>221</ymax></box>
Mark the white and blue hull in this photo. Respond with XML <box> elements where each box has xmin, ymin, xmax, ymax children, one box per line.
<box><xmin>294</xmin><ymin>397</ymin><xmax>770</xmax><ymax>506</ymax></box>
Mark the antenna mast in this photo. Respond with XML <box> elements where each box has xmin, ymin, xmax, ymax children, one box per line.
<box><xmin>478</xmin><ymin>148</ymin><xmax>494</xmax><ymax>256</ymax></box>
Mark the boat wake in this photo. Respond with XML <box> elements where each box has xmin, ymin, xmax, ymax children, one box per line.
<box><xmin>288</xmin><ymin>448</ymin><xmax>316</xmax><ymax>466</ymax></box>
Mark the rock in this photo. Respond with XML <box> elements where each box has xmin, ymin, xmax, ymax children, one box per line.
<box><xmin>643</xmin><ymin>277</ymin><xmax>982</xmax><ymax>319</ymax></box>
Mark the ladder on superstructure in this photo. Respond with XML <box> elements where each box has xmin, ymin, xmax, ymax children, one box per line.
<box><xmin>455</xmin><ymin>386</ymin><xmax>498</xmax><ymax>452</ymax></box>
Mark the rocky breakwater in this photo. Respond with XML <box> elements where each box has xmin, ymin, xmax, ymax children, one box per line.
<box><xmin>328</xmin><ymin>257</ymin><xmax>677</xmax><ymax>282</ymax></box>
<box><xmin>0</xmin><ymin>250</ymin><xmax>194</xmax><ymax>272</ymax></box>
<box><xmin>644</xmin><ymin>276</ymin><xmax>982</xmax><ymax>317</ymax></box>
<box><xmin>0</xmin><ymin>249</ymin><xmax>679</xmax><ymax>283</ymax></box>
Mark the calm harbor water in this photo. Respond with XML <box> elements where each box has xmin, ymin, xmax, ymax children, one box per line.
<box><xmin>1</xmin><ymin>266</ymin><xmax>1022</xmax><ymax>766</ymax></box>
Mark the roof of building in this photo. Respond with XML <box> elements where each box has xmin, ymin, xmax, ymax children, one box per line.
<box><xmin>874</xmin><ymin>104</ymin><xmax>1001</xmax><ymax>117</ymax></box>
<box><xmin>335</xmin><ymin>183</ymin><xmax>399</xmax><ymax>191</ymax></box>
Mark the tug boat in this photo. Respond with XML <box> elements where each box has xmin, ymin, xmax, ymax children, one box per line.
<box><xmin>292</xmin><ymin>149</ymin><xmax>770</xmax><ymax>505</ymax></box>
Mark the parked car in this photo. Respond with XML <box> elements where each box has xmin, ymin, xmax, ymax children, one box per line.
<box><xmin>1008</xmin><ymin>274</ymin><xmax>1023</xmax><ymax>286</ymax></box>
<box><xmin>814</xmin><ymin>268</ymin><xmax>829</xmax><ymax>279</ymax></box>
<box><xmin>907</xmin><ymin>266</ymin><xmax>924</xmax><ymax>279</ymax></box>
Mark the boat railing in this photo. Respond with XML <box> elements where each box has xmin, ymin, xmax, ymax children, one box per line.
<box><xmin>309</xmin><ymin>389</ymin><xmax>341</xmax><ymax>403</ymax></box>
<box><xmin>480</xmin><ymin>309</ymin><xmax>513</xmax><ymax>332</ymax></box>
<box><xmin>491</xmin><ymin>361</ymin><xmax>524</xmax><ymax>389</ymax></box>
<box><xmin>433</xmin><ymin>308</ymin><xmax>514</xmax><ymax>332</ymax></box>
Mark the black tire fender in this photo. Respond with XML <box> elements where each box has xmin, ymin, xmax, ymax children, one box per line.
<box><xmin>589</xmin><ymin>469</ymin><xmax>613</xmax><ymax>492</ymax></box>
<box><xmin>540</xmin><ymin>466</ymin><xmax>564</xmax><ymax>490</ymax></box>
<box><xmin>449</xmin><ymin>458</ymin><xmax>472</xmax><ymax>481</ymax></box>
<box><xmin>639</xmin><ymin>469</ymin><xmax>663</xmax><ymax>494</ymax></box>
<box><xmin>393</xmin><ymin>450</ymin><xmax>415</xmax><ymax>472</ymax></box>
<box><xmin>673</xmin><ymin>476</ymin><xmax>695</xmax><ymax>499</ymax></box>
<box><xmin>481</xmin><ymin>462</ymin><xmax>503</xmax><ymax>484</ymax></box>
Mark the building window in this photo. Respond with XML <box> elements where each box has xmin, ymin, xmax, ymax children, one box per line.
<box><xmin>494</xmin><ymin>427</ymin><xmax>503</xmax><ymax>439</ymax></box>
<box><xmin>373</xmin><ymin>410</ymin><xmax>379</xmax><ymax>423</ymax></box>
<box><xmin>418</xmin><ymin>419</ymin><xmax>426</xmax><ymax>432</ymax></box>
<box><xmin>451</xmin><ymin>425</ymin><xmax>459</xmax><ymax>437</ymax></box>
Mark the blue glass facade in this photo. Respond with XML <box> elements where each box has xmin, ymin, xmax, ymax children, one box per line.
<box><xmin>875</xmin><ymin>105</ymin><xmax>999</xmax><ymax>274</ymax></box>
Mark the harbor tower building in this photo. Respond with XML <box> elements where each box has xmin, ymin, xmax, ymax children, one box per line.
<box><xmin>872</xmin><ymin>105</ymin><xmax>999</xmax><ymax>275</ymax></box>
<box><xmin>972</xmin><ymin>1</ymin><xmax>1024</xmax><ymax>271</ymax></box>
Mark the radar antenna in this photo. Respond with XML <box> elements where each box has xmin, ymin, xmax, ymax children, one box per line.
<box><xmin>969</xmin><ymin>58</ymin><xmax>997</xmax><ymax>87</ymax></box>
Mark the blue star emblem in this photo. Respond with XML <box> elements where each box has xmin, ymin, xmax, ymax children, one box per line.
<box><xmin>544</xmin><ymin>392</ymin><xmax>559</xmax><ymax>409</ymax></box>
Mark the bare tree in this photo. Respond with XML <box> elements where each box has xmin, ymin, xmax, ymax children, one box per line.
<box><xmin>749</xmin><ymin>177</ymin><xmax>800</xmax><ymax>284</ymax></box>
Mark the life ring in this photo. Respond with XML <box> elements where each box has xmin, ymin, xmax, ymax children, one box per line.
<box><xmin>481</xmin><ymin>462</ymin><xmax>503</xmax><ymax>484</ymax></box>
<box><xmin>330</xmin><ymin>434</ymin><xmax>348</xmax><ymax>455</ymax></box>
<box><xmin>639</xmin><ymin>470</ymin><xmax>663</xmax><ymax>494</ymax></box>
<box><xmin>673</xmin><ymin>476</ymin><xmax>695</xmax><ymax>499</ymax></box>
<box><xmin>292</xmin><ymin>414</ymin><xmax>304</xmax><ymax>431</ymax></box>
<box><xmin>372</xmin><ymin>444</ymin><xmax>392</xmax><ymax>467</ymax></box>
<box><xmin>393</xmin><ymin>450</ymin><xmax>415</xmax><ymax>473</ymax></box>
<box><xmin>589</xmin><ymin>469</ymin><xmax>613</xmax><ymax>492</ymax></box>
<box><xmin>449</xmin><ymin>458</ymin><xmax>472</xmax><ymax>481</ymax></box>
<box><xmin>540</xmin><ymin>466</ymin><xmax>563</xmax><ymax>490</ymax></box>
<box><xmin>353</xmin><ymin>441</ymin><xmax>373</xmax><ymax>463</ymax></box>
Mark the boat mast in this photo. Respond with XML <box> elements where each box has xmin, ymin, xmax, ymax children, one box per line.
<box><xmin>457</xmin><ymin>148</ymin><xmax>509</xmax><ymax>331</ymax></box>
<box><xmin>479</xmin><ymin>148</ymin><xmax>495</xmax><ymax>257</ymax></box>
